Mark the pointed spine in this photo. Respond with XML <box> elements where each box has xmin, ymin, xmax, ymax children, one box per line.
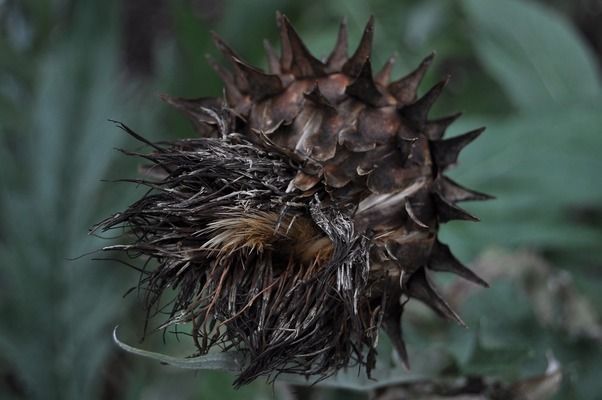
<box><xmin>159</xmin><ymin>95</ymin><xmax>221</xmax><ymax>136</ymax></box>
<box><xmin>389</xmin><ymin>52</ymin><xmax>435</xmax><ymax>104</ymax></box>
<box><xmin>429</xmin><ymin>240</ymin><xmax>489</xmax><ymax>287</ymax></box>
<box><xmin>232</xmin><ymin>59</ymin><xmax>283</xmax><ymax>101</ymax></box>
<box><xmin>375</xmin><ymin>56</ymin><xmax>395</xmax><ymax>86</ymax></box>
<box><xmin>276</xmin><ymin>11</ymin><xmax>293</xmax><ymax>71</ymax></box>
<box><xmin>434</xmin><ymin>176</ymin><xmax>494</xmax><ymax>203</ymax></box>
<box><xmin>263</xmin><ymin>39</ymin><xmax>281</xmax><ymax>74</ymax></box>
<box><xmin>304</xmin><ymin>84</ymin><xmax>336</xmax><ymax>111</ymax></box>
<box><xmin>382</xmin><ymin>289</ymin><xmax>410</xmax><ymax>369</ymax></box>
<box><xmin>432</xmin><ymin>191</ymin><xmax>480</xmax><ymax>223</ymax></box>
<box><xmin>400</xmin><ymin>77</ymin><xmax>449</xmax><ymax>127</ymax></box>
<box><xmin>405</xmin><ymin>200</ymin><xmax>429</xmax><ymax>229</ymax></box>
<box><xmin>406</xmin><ymin>268</ymin><xmax>466</xmax><ymax>327</ymax></box>
<box><xmin>205</xmin><ymin>54</ymin><xmax>245</xmax><ymax>106</ymax></box>
<box><xmin>211</xmin><ymin>32</ymin><xmax>284</xmax><ymax>101</ymax></box>
<box><xmin>345</xmin><ymin>58</ymin><xmax>387</xmax><ymax>107</ymax></box>
<box><xmin>159</xmin><ymin>94</ymin><xmax>221</xmax><ymax>122</ymax></box>
<box><xmin>210</xmin><ymin>32</ymin><xmax>249</xmax><ymax>91</ymax></box>
<box><xmin>342</xmin><ymin>16</ymin><xmax>375</xmax><ymax>77</ymax></box>
<box><xmin>292</xmin><ymin>171</ymin><xmax>321</xmax><ymax>191</ymax></box>
<box><xmin>424</xmin><ymin>112</ymin><xmax>462</xmax><ymax>140</ymax></box>
<box><xmin>430</xmin><ymin>127</ymin><xmax>485</xmax><ymax>170</ymax></box>
<box><xmin>326</xmin><ymin>17</ymin><xmax>348</xmax><ymax>71</ymax></box>
<box><xmin>280</xmin><ymin>14</ymin><xmax>326</xmax><ymax>77</ymax></box>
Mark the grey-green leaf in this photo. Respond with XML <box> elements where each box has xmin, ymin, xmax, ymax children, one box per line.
<box><xmin>113</xmin><ymin>327</ymin><xmax>244</xmax><ymax>372</ymax></box>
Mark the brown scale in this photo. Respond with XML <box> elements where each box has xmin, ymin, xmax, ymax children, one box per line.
<box><xmin>162</xmin><ymin>13</ymin><xmax>492</xmax><ymax>370</ymax></box>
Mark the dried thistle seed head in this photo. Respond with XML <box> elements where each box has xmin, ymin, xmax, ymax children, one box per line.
<box><xmin>96</xmin><ymin>14</ymin><xmax>492</xmax><ymax>385</ymax></box>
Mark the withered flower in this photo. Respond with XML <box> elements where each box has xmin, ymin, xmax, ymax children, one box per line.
<box><xmin>95</xmin><ymin>14</ymin><xmax>491</xmax><ymax>385</ymax></box>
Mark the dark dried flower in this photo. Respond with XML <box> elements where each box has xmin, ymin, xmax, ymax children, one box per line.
<box><xmin>94</xmin><ymin>14</ymin><xmax>491</xmax><ymax>385</ymax></box>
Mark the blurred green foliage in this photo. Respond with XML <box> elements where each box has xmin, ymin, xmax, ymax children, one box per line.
<box><xmin>0</xmin><ymin>0</ymin><xmax>600</xmax><ymax>399</ymax></box>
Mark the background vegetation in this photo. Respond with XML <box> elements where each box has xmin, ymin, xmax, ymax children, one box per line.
<box><xmin>1</xmin><ymin>0</ymin><xmax>600</xmax><ymax>399</ymax></box>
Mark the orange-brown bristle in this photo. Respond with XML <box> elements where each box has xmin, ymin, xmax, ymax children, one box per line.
<box><xmin>201</xmin><ymin>211</ymin><xmax>333</xmax><ymax>263</ymax></box>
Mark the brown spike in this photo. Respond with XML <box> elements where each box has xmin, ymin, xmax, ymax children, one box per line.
<box><xmin>280</xmin><ymin>14</ymin><xmax>326</xmax><ymax>78</ymax></box>
<box><xmin>326</xmin><ymin>17</ymin><xmax>348</xmax><ymax>71</ymax></box>
<box><xmin>375</xmin><ymin>56</ymin><xmax>395</xmax><ymax>86</ymax></box>
<box><xmin>276</xmin><ymin>11</ymin><xmax>293</xmax><ymax>71</ymax></box>
<box><xmin>405</xmin><ymin>201</ymin><xmax>429</xmax><ymax>229</ymax></box>
<box><xmin>159</xmin><ymin>94</ymin><xmax>220</xmax><ymax>118</ymax></box>
<box><xmin>399</xmin><ymin>76</ymin><xmax>448</xmax><ymax>127</ymax></box>
<box><xmin>205</xmin><ymin>54</ymin><xmax>245</xmax><ymax>106</ymax></box>
<box><xmin>342</xmin><ymin>16</ymin><xmax>375</xmax><ymax>77</ymax></box>
<box><xmin>263</xmin><ymin>39</ymin><xmax>281</xmax><ymax>74</ymax></box>
<box><xmin>159</xmin><ymin>95</ymin><xmax>222</xmax><ymax>136</ymax></box>
<box><xmin>382</xmin><ymin>288</ymin><xmax>410</xmax><ymax>369</ymax></box>
<box><xmin>406</xmin><ymin>268</ymin><xmax>466</xmax><ymax>327</ymax></box>
<box><xmin>304</xmin><ymin>84</ymin><xmax>335</xmax><ymax>111</ymax></box>
<box><xmin>345</xmin><ymin>59</ymin><xmax>387</xmax><ymax>107</ymax></box>
<box><xmin>424</xmin><ymin>112</ymin><xmax>462</xmax><ymax>140</ymax></box>
<box><xmin>232</xmin><ymin>59</ymin><xmax>283</xmax><ymax>101</ymax></box>
<box><xmin>434</xmin><ymin>176</ymin><xmax>495</xmax><ymax>203</ymax></box>
<box><xmin>432</xmin><ymin>192</ymin><xmax>479</xmax><ymax>223</ymax></box>
<box><xmin>211</xmin><ymin>31</ymin><xmax>239</xmax><ymax>60</ymax></box>
<box><xmin>389</xmin><ymin>53</ymin><xmax>435</xmax><ymax>104</ymax></box>
<box><xmin>205</xmin><ymin>54</ymin><xmax>234</xmax><ymax>86</ymax></box>
<box><xmin>429</xmin><ymin>240</ymin><xmax>489</xmax><ymax>287</ymax></box>
<box><xmin>210</xmin><ymin>32</ymin><xmax>248</xmax><ymax>91</ymax></box>
<box><xmin>430</xmin><ymin>127</ymin><xmax>485</xmax><ymax>170</ymax></box>
<box><xmin>292</xmin><ymin>171</ymin><xmax>321</xmax><ymax>191</ymax></box>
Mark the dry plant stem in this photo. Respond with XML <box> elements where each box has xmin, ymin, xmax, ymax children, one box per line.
<box><xmin>96</xmin><ymin>13</ymin><xmax>492</xmax><ymax>385</ymax></box>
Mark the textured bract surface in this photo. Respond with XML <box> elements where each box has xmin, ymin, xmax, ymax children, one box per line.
<box><xmin>96</xmin><ymin>14</ymin><xmax>491</xmax><ymax>385</ymax></box>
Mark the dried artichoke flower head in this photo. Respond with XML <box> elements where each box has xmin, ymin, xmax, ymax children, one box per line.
<box><xmin>96</xmin><ymin>13</ymin><xmax>492</xmax><ymax>385</ymax></box>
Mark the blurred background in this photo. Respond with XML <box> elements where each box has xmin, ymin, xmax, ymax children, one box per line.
<box><xmin>0</xmin><ymin>0</ymin><xmax>601</xmax><ymax>399</ymax></box>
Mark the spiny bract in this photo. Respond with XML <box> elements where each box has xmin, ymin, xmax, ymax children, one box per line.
<box><xmin>96</xmin><ymin>14</ymin><xmax>492</xmax><ymax>385</ymax></box>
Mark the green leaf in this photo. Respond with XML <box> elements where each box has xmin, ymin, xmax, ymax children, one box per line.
<box><xmin>113</xmin><ymin>327</ymin><xmax>244</xmax><ymax>372</ymax></box>
<box><xmin>113</xmin><ymin>325</ymin><xmax>447</xmax><ymax>391</ymax></box>
<box><xmin>0</xmin><ymin>2</ymin><xmax>163</xmax><ymax>399</ymax></box>
<box><xmin>462</xmin><ymin>0</ymin><xmax>600</xmax><ymax>111</ymax></box>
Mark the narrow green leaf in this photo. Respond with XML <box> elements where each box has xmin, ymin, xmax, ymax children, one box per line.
<box><xmin>113</xmin><ymin>327</ymin><xmax>244</xmax><ymax>372</ymax></box>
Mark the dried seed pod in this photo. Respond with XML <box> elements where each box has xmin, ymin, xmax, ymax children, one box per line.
<box><xmin>96</xmin><ymin>14</ymin><xmax>492</xmax><ymax>385</ymax></box>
